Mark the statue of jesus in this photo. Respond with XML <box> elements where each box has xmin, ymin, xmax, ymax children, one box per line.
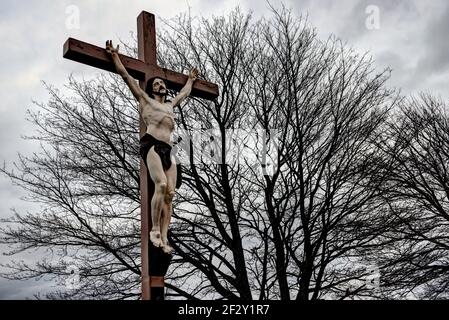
<box><xmin>106</xmin><ymin>40</ymin><xmax>197</xmax><ymax>254</ymax></box>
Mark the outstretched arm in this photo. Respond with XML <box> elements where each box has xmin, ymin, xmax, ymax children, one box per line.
<box><xmin>171</xmin><ymin>68</ymin><xmax>198</xmax><ymax>107</ymax></box>
<box><xmin>106</xmin><ymin>40</ymin><xmax>145</xmax><ymax>101</ymax></box>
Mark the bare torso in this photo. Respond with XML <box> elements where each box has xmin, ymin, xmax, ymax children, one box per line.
<box><xmin>140</xmin><ymin>96</ymin><xmax>175</xmax><ymax>145</ymax></box>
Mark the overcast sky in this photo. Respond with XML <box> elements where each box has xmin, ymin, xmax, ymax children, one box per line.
<box><xmin>1</xmin><ymin>0</ymin><xmax>448</xmax><ymax>299</ymax></box>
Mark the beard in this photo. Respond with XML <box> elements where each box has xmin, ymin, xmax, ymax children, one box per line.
<box><xmin>153</xmin><ymin>88</ymin><xmax>167</xmax><ymax>96</ymax></box>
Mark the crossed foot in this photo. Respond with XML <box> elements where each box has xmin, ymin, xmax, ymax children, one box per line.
<box><xmin>150</xmin><ymin>230</ymin><xmax>173</xmax><ymax>254</ymax></box>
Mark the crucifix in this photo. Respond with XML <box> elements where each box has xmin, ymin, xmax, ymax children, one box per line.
<box><xmin>63</xmin><ymin>11</ymin><xmax>219</xmax><ymax>300</ymax></box>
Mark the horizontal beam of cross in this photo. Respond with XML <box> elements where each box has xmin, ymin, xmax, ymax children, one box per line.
<box><xmin>63</xmin><ymin>37</ymin><xmax>219</xmax><ymax>100</ymax></box>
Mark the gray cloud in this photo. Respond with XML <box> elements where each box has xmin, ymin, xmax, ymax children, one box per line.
<box><xmin>281</xmin><ymin>0</ymin><xmax>449</xmax><ymax>96</ymax></box>
<box><xmin>415</xmin><ymin>2</ymin><xmax>449</xmax><ymax>77</ymax></box>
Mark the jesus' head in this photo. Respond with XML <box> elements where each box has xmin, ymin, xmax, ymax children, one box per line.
<box><xmin>146</xmin><ymin>77</ymin><xmax>167</xmax><ymax>98</ymax></box>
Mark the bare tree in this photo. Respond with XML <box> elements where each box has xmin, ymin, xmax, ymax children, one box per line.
<box><xmin>155</xmin><ymin>7</ymin><xmax>400</xmax><ymax>300</ymax></box>
<box><xmin>1</xmin><ymin>75</ymin><xmax>142</xmax><ymax>299</ymax></box>
<box><xmin>372</xmin><ymin>94</ymin><xmax>449</xmax><ymax>299</ymax></box>
<box><xmin>242</xmin><ymin>8</ymin><xmax>400</xmax><ymax>300</ymax></box>
<box><xmin>1</xmin><ymin>7</ymin><xmax>401</xmax><ymax>300</ymax></box>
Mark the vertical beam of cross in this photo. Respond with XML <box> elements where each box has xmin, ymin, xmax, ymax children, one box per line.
<box><xmin>137</xmin><ymin>12</ymin><xmax>155</xmax><ymax>301</ymax></box>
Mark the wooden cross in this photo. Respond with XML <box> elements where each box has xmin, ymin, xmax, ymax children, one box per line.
<box><xmin>63</xmin><ymin>11</ymin><xmax>219</xmax><ymax>300</ymax></box>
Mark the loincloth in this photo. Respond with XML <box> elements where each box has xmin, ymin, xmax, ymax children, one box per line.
<box><xmin>139</xmin><ymin>133</ymin><xmax>182</xmax><ymax>188</ymax></box>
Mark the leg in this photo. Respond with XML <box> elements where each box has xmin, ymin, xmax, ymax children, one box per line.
<box><xmin>146</xmin><ymin>147</ymin><xmax>168</xmax><ymax>248</ymax></box>
<box><xmin>161</xmin><ymin>158</ymin><xmax>177</xmax><ymax>254</ymax></box>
